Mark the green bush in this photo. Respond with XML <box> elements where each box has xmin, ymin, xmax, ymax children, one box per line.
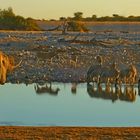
<box><xmin>0</xmin><ymin>7</ymin><xmax>41</xmax><ymax>31</ymax></box>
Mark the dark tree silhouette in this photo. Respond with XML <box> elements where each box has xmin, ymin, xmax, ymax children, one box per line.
<box><xmin>74</xmin><ymin>12</ymin><xmax>83</xmax><ymax>20</ymax></box>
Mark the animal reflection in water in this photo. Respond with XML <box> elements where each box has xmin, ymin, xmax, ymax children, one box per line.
<box><xmin>71</xmin><ymin>83</ymin><xmax>77</xmax><ymax>94</ymax></box>
<box><xmin>138</xmin><ymin>79</ymin><xmax>140</xmax><ymax>96</ymax></box>
<box><xmin>87</xmin><ymin>83</ymin><xmax>136</xmax><ymax>103</ymax></box>
<box><xmin>34</xmin><ymin>82</ymin><xmax>60</xmax><ymax>96</ymax></box>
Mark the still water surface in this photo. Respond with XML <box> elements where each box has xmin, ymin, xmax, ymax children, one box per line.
<box><xmin>0</xmin><ymin>82</ymin><xmax>140</xmax><ymax>127</ymax></box>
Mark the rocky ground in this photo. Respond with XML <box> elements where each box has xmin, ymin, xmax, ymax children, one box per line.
<box><xmin>0</xmin><ymin>30</ymin><xmax>140</xmax><ymax>85</ymax></box>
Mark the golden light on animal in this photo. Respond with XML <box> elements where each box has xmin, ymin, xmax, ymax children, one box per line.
<box><xmin>118</xmin><ymin>64</ymin><xmax>137</xmax><ymax>85</ymax></box>
<box><xmin>0</xmin><ymin>51</ymin><xmax>22</xmax><ymax>85</ymax></box>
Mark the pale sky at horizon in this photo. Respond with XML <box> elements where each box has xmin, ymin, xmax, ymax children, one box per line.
<box><xmin>0</xmin><ymin>0</ymin><xmax>140</xmax><ymax>19</ymax></box>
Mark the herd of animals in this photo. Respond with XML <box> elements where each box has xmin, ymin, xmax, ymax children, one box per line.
<box><xmin>86</xmin><ymin>55</ymin><xmax>140</xmax><ymax>102</ymax></box>
<box><xmin>87</xmin><ymin>55</ymin><xmax>138</xmax><ymax>86</ymax></box>
<box><xmin>0</xmin><ymin>50</ymin><xmax>140</xmax><ymax>102</ymax></box>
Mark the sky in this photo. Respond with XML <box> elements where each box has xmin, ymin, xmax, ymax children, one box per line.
<box><xmin>0</xmin><ymin>0</ymin><xmax>140</xmax><ymax>20</ymax></box>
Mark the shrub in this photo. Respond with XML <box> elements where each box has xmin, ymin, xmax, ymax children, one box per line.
<box><xmin>0</xmin><ymin>7</ymin><xmax>41</xmax><ymax>31</ymax></box>
<box><xmin>67</xmin><ymin>21</ymin><xmax>88</xmax><ymax>32</ymax></box>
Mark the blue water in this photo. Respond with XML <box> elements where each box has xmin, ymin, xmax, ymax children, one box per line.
<box><xmin>0</xmin><ymin>83</ymin><xmax>140</xmax><ymax>127</ymax></box>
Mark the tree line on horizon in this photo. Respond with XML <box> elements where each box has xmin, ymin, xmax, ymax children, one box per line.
<box><xmin>1</xmin><ymin>7</ymin><xmax>140</xmax><ymax>31</ymax></box>
<box><xmin>59</xmin><ymin>12</ymin><xmax>140</xmax><ymax>22</ymax></box>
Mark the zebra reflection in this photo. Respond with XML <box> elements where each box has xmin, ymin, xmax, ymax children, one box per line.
<box><xmin>87</xmin><ymin>83</ymin><xmax>136</xmax><ymax>103</ymax></box>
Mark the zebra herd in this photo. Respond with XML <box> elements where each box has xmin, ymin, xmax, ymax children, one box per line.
<box><xmin>87</xmin><ymin>55</ymin><xmax>138</xmax><ymax>86</ymax></box>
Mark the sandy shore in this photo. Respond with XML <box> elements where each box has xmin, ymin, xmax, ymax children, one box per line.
<box><xmin>0</xmin><ymin>126</ymin><xmax>139</xmax><ymax>140</ymax></box>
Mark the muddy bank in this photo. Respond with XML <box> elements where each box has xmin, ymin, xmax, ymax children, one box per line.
<box><xmin>0</xmin><ymin>126</ymin><xmax>140</xmax><ymax>140</ymax></box>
